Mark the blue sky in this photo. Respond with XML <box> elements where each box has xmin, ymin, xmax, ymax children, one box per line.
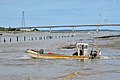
<box><xmin>0</xmin><ymin>0</ymin><xmax>120</xmax><ymax>30</ymax></box>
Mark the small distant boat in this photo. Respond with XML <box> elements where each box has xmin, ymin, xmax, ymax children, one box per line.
<box><xmin>26</xmin><ymin>43</ymin><xmax>100</xmax><ymax>60</ymax></box>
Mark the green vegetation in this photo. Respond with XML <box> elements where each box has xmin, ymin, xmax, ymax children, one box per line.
<box><xmin>0</xmin><ymin>27</ymin><xmax>5</xmax><ymax>31</ymax></box>
<box><xmin>32</xmin><ymin>28</ymin><xmax>39</xmax><ymax>31</ymax></box>
<box><xmin>0</xmin><ymin>27</ymin><xmax>20</xmax><ymax>31</ymax></box>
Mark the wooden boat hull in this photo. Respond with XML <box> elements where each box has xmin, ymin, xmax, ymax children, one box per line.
<box><xmin>26</xmin><ymin>50</ymin><xmax>89</xmax><ymax>60</ymax></box>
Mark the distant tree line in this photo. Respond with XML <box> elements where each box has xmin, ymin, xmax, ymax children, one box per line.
<box><xmin>0</xmin><ymin>27</ymin><xmax>20</xmax><ymax>31</ymax></box>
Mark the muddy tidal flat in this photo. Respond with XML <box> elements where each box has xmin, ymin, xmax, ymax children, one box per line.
<box><xmin>0</xmin><ymin>31</ymin><xmax>120</xmax><ymax>80</ymax></box>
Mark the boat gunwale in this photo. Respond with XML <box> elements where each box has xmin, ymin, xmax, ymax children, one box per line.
<box><xmin>26</xmin><ymin>50</ymin><xmax>89</xmax><ymax>59</ymax></box>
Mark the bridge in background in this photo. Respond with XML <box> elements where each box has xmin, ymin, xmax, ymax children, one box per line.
<box><xmin>16</xmin><ymin>23</ymin><xmax>120</xmax><ymax>32</ymax></box>
<box><xmin>17</xmin><ymin>24</ymin><xmax>120</xmax><ymax>29</ymax></box>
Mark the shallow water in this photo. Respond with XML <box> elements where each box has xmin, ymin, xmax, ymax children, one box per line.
<box><xmin>0</xmin><ymin>54</ymin><xmax>120</xmax><ymax>80</ymax></box>
<box><xmin>0</xmin><ymin>32</ymin><xmax>120</xmax><ymax>80</ymax></box>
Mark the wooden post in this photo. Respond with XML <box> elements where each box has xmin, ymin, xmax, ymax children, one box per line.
<box><xmin>24</xmin><ymin>36</ymin><xmax>26</xmax><ymax>41</ymax></box>
<box><xmin>10</xmin><ymin>38</ymin><xmax>11</xmax><ymax>42</ymax></box>
<box><xmin>31</xmin><ymin>37</ymin><xmax>33</xmax><ymax>41</ymax></box>
<box><xmin>39</xmin><ymin>37</ymin><xmax>42</xmax><ymax>40</ymax></box>
<box><xmin>44</xmin><ymin>36</ymin><xmax>45</xmax><ymax>40</ymax></box>
<box><xmin>4</xmin><ymin>38</ymin><xmax>6</xmax><ymax>42</ymax></box>
<box><xmin>17</xmin><ymin>36</ymin><xmax>18</xmax><ymax>42</ymax></box>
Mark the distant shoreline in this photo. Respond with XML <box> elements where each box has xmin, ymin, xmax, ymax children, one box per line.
<box><xmin>0</xmin><ymin>29</ymin><xmax>119</xmax><ymax>33</ymax></box>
